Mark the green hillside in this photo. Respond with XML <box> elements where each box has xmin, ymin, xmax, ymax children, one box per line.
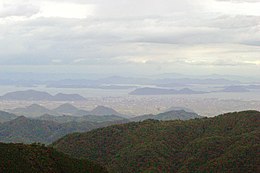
<box><xmin>52</xmin><ymin>111</ymin><xmax>260</xmax><ymax>173</ymax></box>
<box><xmin>0</xmin><ymin>142</ymin><xmax>107</xmax><ymax>173</ymax></box>
<box><xmin>0</xmin><ymin>116</ymin><xmax>128</xmax><ymax>144</ymax></box>
<box><xmin>131</xmin><ymin>110</ymin><xmax>202</xmax><ymax>122</ymax></box>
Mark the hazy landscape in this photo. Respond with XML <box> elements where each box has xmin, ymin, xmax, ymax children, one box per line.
<box><xmin>0</xmin><ymin>0</ymin><xmax>259</xmax><ymax>172</ymax></box>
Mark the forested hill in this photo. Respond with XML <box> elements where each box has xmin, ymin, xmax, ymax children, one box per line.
<box><xmin>0</xmin><ymin>142</ymin><xmax>107</xmax><ymax>173</ymax></box>
<box><xmin>52</xmin><ymin>110</ymin><xmax>260</xmax><ymax>173</ymax></box>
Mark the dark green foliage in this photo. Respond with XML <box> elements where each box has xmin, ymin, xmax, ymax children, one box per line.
<box><xmin>0</xmin><ymin>116</ymin><xmax>129</xmax><ymax>144</ymax></box>
<box><xmin>52</xmin><ymin>111</ymin><xmax>260</xmax><ymax>173</ymax></box>
<box><xmin>0</xmin><ymin>142</ymin><xmax>108</xmax><ymax>173</ymax></box>
<box><xmin>131</xmin><ymin>110</ymin><xmax>202</xmax><ymax>122</ymax></box>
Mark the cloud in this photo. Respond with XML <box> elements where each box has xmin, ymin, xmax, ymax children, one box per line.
<box><xmin>0</xmin><ymin>3</ymin><xmax>39</xmax><ymax>18</ymax></box>
<box><xmin>0</xmin><ymin>0</ymin><xmax>259</xmax><ymax>76</ymax></box>
<box><xmin>35</xmin><ymin>2</ymin><xmax>95</xmax><ymax>19</ymax></box>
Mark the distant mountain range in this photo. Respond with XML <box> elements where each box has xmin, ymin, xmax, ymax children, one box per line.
<box><xmin>216</xmin><ymin>85</ymin><xmax>260</xmax><ymax>93</ymax></box>
<box><xmin>130</xmin><ymin>84</ymin><xmax>260</xmax><ymax>95</ymax></box>
<box><xmin>38</xmin><ymin>114</ymin><xmax>127</xmax><ymax>124</ymax></box>
<box><xmin>9</xmin><ymin>103</ymin><xmax>125</xmax><ymax>118</ymax></box>
<box><xmin>0</xmin><ymin>109</ymin><xmax>200</xmax><ymax>144</ymax></box>
<box><xmin>0</xmin><ymin>90</ymin><xmax>86</xmax><ymax>101</ymax></box>
<box><xmin>219</xmin><ymin>85</ymin><xmax>250</xmax><ymax>93</ymax></box>
<box><xmin>9</xmin><ymin>103</ymin><xmax>199</xmax><ymax>122</ymax></box>
<box><xmin>52</xmin><ymin>111</ymin><xmax>260</xmax><ymax>173</ymax></box>
<box><xmin>10</xmin><ymin>104</ymin><xmax>57</xmax><ymax>117</ymax></box>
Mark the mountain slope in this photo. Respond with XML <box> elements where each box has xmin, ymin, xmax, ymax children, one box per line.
<box><xmin>10</xmin><ymin>104</ymin><xmax>125</xmax><ymax>118</ymax></box>
<box><xmin>52</xmin><ymin>93</ymin><xmax>87</xmax><ymax>101</ymax></box>
<box><xmin>0</xmin><ymin>116</ymin><xmax>60</xmax><ymax>143</ymax></box>
<box><xmin>10</xmin><ymin>104</ymin><xmax>55</xmax><ymax>117</ymax></box>
<box><xmin>38</xmin><ymin>114</ymin><xmax>79</xmax><ymax>123</ymax></box>
<box><xmin>0</xmin><ymin>142</ymin><xmax>107</xmax><ymax>173</ymax></box>
<box><xmin>0</xmin><ymin>110</ymin><xmax>17</xmax><ymax>123</ymax></box>
<box><xmin>0</xmin><ymin>116</ymin><xmax>129</xmax><ymax>144</ymax></box>
<box><xmin>131</xmin><ymin>110</ymin><xmax>201</xmax><ymax>122</ymax></box>
<box><xmin>37</xmin><ymin>114</ymin><xmax>127</xmax><ymax>123</ymax></box>
<box><xmin>52</xmin><ymin>103</ymin><xmax>82</xmax><ymax>115</ymax></box>
<box><xmin>89</xmin><ymin>106</ymin><xmax>122</xmax><ymax>116</ymax></box>
<box><xmin>52</xmin><ymin>111</ymin><xmax>260</xmax><ymax>173</ymax></box>
<box><xmin>164</xmin><ymin>106</ymin><xmax>195</xmax><ymax>113</ymax></box>
<box><xmin>82</xmin><ymin>114</ymin><xmax>128</xmax><ymax>123</ymax></box>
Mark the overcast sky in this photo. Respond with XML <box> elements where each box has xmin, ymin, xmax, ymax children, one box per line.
<box><xmin>0</xmin><ymin>0</ymin><xmax>259</xmax><ymax>76</ymax></box>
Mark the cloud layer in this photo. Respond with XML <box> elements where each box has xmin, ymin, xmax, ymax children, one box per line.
<box><xmin>0</xmin><ymin>0</ymin><xmax>259</xmax><ymax>75</ymax></box>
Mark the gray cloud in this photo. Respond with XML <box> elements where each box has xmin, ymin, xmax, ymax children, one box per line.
<box><xmin>0</xmin><ymin>0</ymin><xmax>259</xmax><ymax>76</ymax></box>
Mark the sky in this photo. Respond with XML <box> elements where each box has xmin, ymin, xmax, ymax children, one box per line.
<box><xmin>0</xmin><ymin>0</ymin><xmax>259</xmax><ymax>77</ymax></box>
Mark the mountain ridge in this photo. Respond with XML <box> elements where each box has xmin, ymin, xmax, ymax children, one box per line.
<box><xmin>52</xmin><ymin>110</ymin><xmax>260</xmax><ymax>173</ymax></box>
<box><xmin>131</xmin><ymin>110</ymin><xmax>202</xmax><ymax>122</ymax></box>
<box><xmin>0</xmin><ymin>110</ymin><xmax>17</xmax><ymax>123</ymax></box>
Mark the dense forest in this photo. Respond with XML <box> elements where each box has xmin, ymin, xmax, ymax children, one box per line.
<box><xmin>53</xmin><ymin>111</ymin><xmax>260</xmax><ymax>173</ymax></box>
<box><xmin>0</xmin><ymin>110</ymin><xmax>197</xmax><ymax>144</ymax></box>
<box><xmin>0</xmin><ymin>142</ymin><xmax>107</xmax><ymax>173</ymax></box>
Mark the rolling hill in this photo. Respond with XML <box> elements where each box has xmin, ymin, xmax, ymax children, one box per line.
<box><xmin>9</xmin><ymin>104</ymin><xmax>126</xmax><ymax>118</ymax></box>
<box><xmin>10</xmin><ymin>104</ymin><xmax>55</xmax><ymax>117</ymax></box>
<box><xmin>164</xmin><ymin>106</ymin><xmax>195</xmax><ymax>113</ymax></box>
<box><xmin>0</xmin><ymin>110</ymin><xmax>17</xmax><ymax>123</ymax></box>
<box><xmin>0</xmin><ymin>142</ymin><xmax>107</xmax><ymax>173</ymax></box>
<box><xmin>37</xmin><ymin>114</ymin><xmax>127</xmax><ymax>124</ymax></box>
<box><xmin>89</xmin><ymin>105</ymin><xmax>123</xmax><ymax>116</ymax></box>
<box><xmin>52</xmin><ymin>111</ymin><xmax>260</xmax><ymax>173</ymax></box>
<box><xmin>131</xmin><ymin>110</ymin><xmax>201</xmax><ymax>122</ymax></box>
<box><xmin>0</xmin><ymin>116</ymin><xmax>129</xmax><ymax>144</ymax></box>
<box><xmin>52</xmin><ymin>103</ymin><xmax>88</xmax><ymax>115</ymax></box>
<box><xmin>0</xmin><ymin>116</ymin><xmax>60</xmax><ymax>144</ymax></box>
<box><xmin>52</xmin><ymin>93</ymin><xmax>86</xmax><ymax>101</ymax></box>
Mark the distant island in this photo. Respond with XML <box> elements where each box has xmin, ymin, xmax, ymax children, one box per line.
<box><xmin>130</xmin><ymin>84</ymin><xmax>260</xmax><ymax>95</ymax></box>
<box><xmin>130</xmin><ymin>87</ymin><xmax>207</xmax><ymax>95</ymax></box>
<box><xmin>0</xmin><ymin>90</ymin><xmax>87</xmax><ymax>101</ymax></box>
